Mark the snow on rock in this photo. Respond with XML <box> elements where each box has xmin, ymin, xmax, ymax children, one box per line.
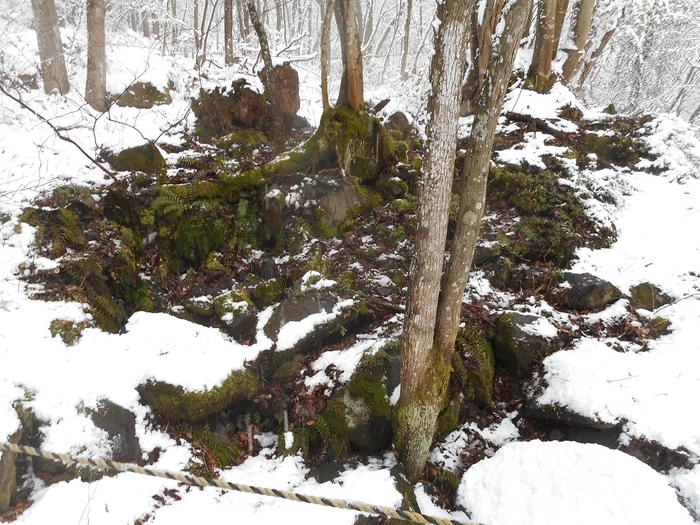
<box><xmin>457</xmin><ymin>440</ymin><xmax>694</xmax><ymax>525</ymax></box>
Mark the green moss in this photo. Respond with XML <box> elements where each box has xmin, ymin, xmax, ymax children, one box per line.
<box><xmin>183</xmin><ymin>423</ymin><xmax>241</xmax><ymax>467</ymax></box>
<box><xmin>391</xmin><ymin>198</ymin><xmax>414</xmax><ymax>214</ymax></box>
<box><xmin>138</xmin><ymin>370</ymin><xmax>259</xmax><ymax>422</ymax></box>
<box><xmin>49</xmin><ymin>319</ymin><xmax>89</xmax><ymax>346</ymax></box>
<box><xmin>213</xmin><ymin>288</ymin><xmax>254</xmax><ymax>318</ymax></box>
<box><xmin>218</xmin><ymin>128</ymin><xmax>268</xmax><ymax>155</ymax></box>
<box><xmin>106</xmin><ymin>142</ymin><xmax>166</xmax><ymax>174</ymax></box>
<box><xmin>254</xmin><ymin>278</ymin><xmax>285</xmax><ymax>306</ymax></box>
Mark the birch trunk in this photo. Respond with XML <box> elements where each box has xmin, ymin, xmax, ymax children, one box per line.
<box><xmin>85</xmin><ymin>0</ymin><xmax>107</xmax><ymax>112</ymax></box>
<box><xmin>395</xmin><ymin>0</ymin><xmax>473</xmax><ymax>484</ymax></box>
<box><xmin>561</xmin><ymin>0</ymin><xmax>596</xmax><ymax>84</ymax></box>
<box><xmin>30</xmin><ymin>0</ymin><xmax>69</xmax><ymax>94</ymax></box>
<box><xmin>529</xmin><ymin>0</ymin><xmax>557</xmax><ymax>92</ymax></box>
<box><xmin>435</xmin><ymin>0</ymin><xmax>533</xmax><ymax>369</ymax></box>
<box><xmin>320</xmin><ymin>0</ymin><xmax>336</xmax><ymax>113</ymax></box>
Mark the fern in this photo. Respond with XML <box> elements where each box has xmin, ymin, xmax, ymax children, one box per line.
<box><xmin>152</xmin><ymin>185</ymin><xmax>188</xmax><ymax>219</ymax></box>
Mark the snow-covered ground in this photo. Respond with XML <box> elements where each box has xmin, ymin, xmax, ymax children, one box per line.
<box><xmin>2</xmin><ymin>39</ymin><xmax>700</xmax><ymax>525</ymax></box>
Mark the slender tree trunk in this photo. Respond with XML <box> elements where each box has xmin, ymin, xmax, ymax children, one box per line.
<box><xmin>576</xmin><ymin>26</ymin><xmax>614</xmax><ymax>89</ymax></box>
<box><xmin>338</xmin><ymin>0</ymin><xmax>363</xmax><ymax>110</ymax></box>
<box><xmin>395</xmin><ymin>0</ymin><xmax>473</xmax><ymax>484</ymax></box>
<box><xmin>436</xmin><ymin>0</ymin><xmax>533</xmax><ymax>366</ymax></box>
<box><xmin>400</xmin><ymin>0</ymin><xmax>412</xmax><ymax>80</ymax></box>
<box><xmin>142</xmin><ymin>10</ymin><xmax>151</xmax><ymax>38</ymax></box>
<box><xmin>552</xmin><ymin>0</ymin><xmax>570</xmax><ymax>57</ymax></box>
<box><xmin>30</xmin><ymin>0</ymin><xmax>70</xmax><ymax>94</ymax></box>
<box><xmin>529</xmin><ymin>0</ymin><xmax>556</xmax><ymax>92</ymax></box>
<box><xmin>321</xmin><ymin>0</ymin><xmax>336</xmax><ymax>113</ymax></box>
<box><xmin>85</xmin><ymin>0</ymin><xmax>107</xmax><ymax>112</ymax></box>
<box><xmin>561</xmin><ymin>0</ymin><xmax>596</xmax><ymax>84</ymax></box>
<box><xmin>224</xmin><ymin>0</ymin><xmax>234</xmax><ymax>65</ymax></box>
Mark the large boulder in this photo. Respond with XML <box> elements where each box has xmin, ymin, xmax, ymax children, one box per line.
<box><xmin>320</xmin><ymin>350</ymin><xmax>394</xmax><ymax>453</ymax></box>
<box><xmin>138</xmin><ymin>370</ymin><xmax>259</xmax><ymax>422</ymax></box>
<box><xmin>629</xmin><ymin>282</ymin><xmax>673</xmax><ymax>311</ymax></box>
<box><xmin>551</xmin><ymin>272</ymin><xmax>622</xmax><ymax>311</ymax></box>
<box><xmin>105</xmin><ymin>142</ymin><xmax>166</xmax><ymax>174</ymax></box>
<box><xmin>493</xmin><ymin>312</ymin><xmax>559</xmax><ymax>378</ymax></box>
<box><xmin>114</xmin><ymin>81</ymin><xmax>172</xmax><ymax>109</ymax></box>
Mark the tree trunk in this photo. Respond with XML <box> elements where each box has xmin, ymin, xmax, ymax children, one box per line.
<box><xmin>224</xmin><ymin>0</ymin><xmax>234</xmax><ymax>66</ymax></box>
<box><xmin>395</xmin><ymin>0</ymin><xmax>473</xmax><ymax>484</ymax></box>
<box><xmin>321</xmin><ymin>0</ymin><xmax>336</xmax><ymax>113</ymax></box>
<box><xmin>396</xmin><ymin>0</ymin><xmax>532</xmax><ymax>484</ymax></box>
<box><xmin>85</xmin><ymin>0</ymin><xmax>107</xmax><ymax>112</ymax></box>
<box><xmin>529</xmin><ymin>0</ymin><xmax>556</xmax><ymax>92</ymax></box>
<box><xmin>552</xmin><ymin>0</ymin><xmax>570</xmax><ymax>57</ymax></box>
<box><xmin>561</xmin><ymin>0</ymin><xmax>596</xmax><ymax>84</ymax></box>
<box><xmin>400</xmin><ymin>0</ymin><xmax>412</xmax><ymax>80</ymax></box>
<box><xmin>436</xmin><ymin>0</ymin><xmax>533</xmax><ymax>368</ymax></box>
<box><xmin>30</xmin><ymin>0</ymin><xmax>70</xmax><ymax>94</ymax></box>
<box><xmin>336</xmin><ymin>0</ymin><xmax>363</xmax><ymax>111</ymax></box>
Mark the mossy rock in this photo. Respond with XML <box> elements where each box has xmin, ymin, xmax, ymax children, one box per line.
<box><xmin>49</xmin><ymin>319</ymin><xmax>89</xmax><ymax>346</ymax></box>
<box><xmin>583</xmin><ymin>131</ymin><xmax>649</xmax><ymax>167</ymax></box>
<box><xmin>106</xmin><ymin>142</ymin><xmax>166</xmax><ymax>174</ymax></box>
<box><xmin>253</xmin><ymin>277</ymin><xmax>285</xmax><ymax>307</ymax></box>
<box><xmin>320</xmin><ymin>349</ymin><xmax>393</xmax><ymax>452</ymax></box>
<box><xmin>115</xmin><ymin>81</ymin><xmax>172</xmax><ymax>109</ymax></box>
<box><xmin>218</xmin><ymin>128</ymin><xmax>269</xmax><ymax>156</ymax></box>
<box><xmin>629</xmin><ymin>282</ymin><xmax>673</xmax><ymax>311</ymax></box>
<box><xmin>493</xmin><ymin>312</ymin><xmax>556</xmax><ymax>378</ymax></box>
<box><xmin>138</xmin><ymin>370</ymin><xmax>259</xmax><ymax>422</ymax></box>
<box><xmin>453</xmin><ymin>329</ymin><xmax>496</xmax><ymax>407</ymax></box>
<box><xmin>213</xmin><ymin>288</ymin><xmax>257</xmax><ymax>341</ymax></box>
<box><xmin>50</xmin><ymin>185</ymin><xmax>97</xmax><ymax>214</ymax></box>
<box><xmin>261</xmin><ymin>188</ymin><xmax>286</xmax><ymax>237</ymax></box>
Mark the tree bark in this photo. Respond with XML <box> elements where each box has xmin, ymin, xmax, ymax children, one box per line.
<box><xmin>561</xmin><ymin>0</ymin><xmax>596</xmax><ymax>84</ymax></box>
<box><xmin>224</xmin><ymin>0</ymin><xmax>234</xmax><ymax>66</ymax></box>
<box><xmin>529</xmin><ymin>0</ymin><xmax>557</xmax><ymax>92</ymax></box>
<box><xmin>30</xmin><ymin>0</ymin><xmax>70</xmax><ymax>94</ymax></box>
<box><xmin>321</xmin><ymin>0</ymin><xmax>336</xmax><ymax>113</ymax></box>
<box><xmin>395</xmin><ymin>0</ymin><xmax>473</xmax><ymax>484</ymax></box>
<box><xmin>85</xmin><ymin>0</ymin><xmax>107</xmax><ymax>112</ymax></box>
<box><xmin>437</xmin><ymin>0</ymin><xmax>534</xmax><ymax>359</ymax></box>
<box><xmin>339</xmin><ymin>0</ymin><xmax>363</xmax><ymax>110</ymax></box>
<box><xmin>552</xmin><ymin>0</ymin><xmax>570</xmax><ymax>57</ymax></box>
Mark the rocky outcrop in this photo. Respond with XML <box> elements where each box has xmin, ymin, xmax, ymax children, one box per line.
<box><xmin>551</xmin><ymin>272</ymin><xmax>622</xmax><ymax>311</ymax></box>
<box><xmin>493</xmin><ymin>312</ymin><xmax>559</xmax><ymax>378</ymax></box>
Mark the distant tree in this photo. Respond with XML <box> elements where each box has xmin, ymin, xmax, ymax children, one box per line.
<box><xmin>224</xmin><ymin>0</ymin><xmax>234</xmax><ymax>66</ymax></box>
<box><xmin>30</xmin><ymin>0</ymin><xmax>70</xmax><ymax>94</ymax></box>
<box><xmin>85</xmin><ymin>0</ymin><xmax>107</xmax><ymax>112</ymax></box>
<box><xmin>561</xmin><ymin>0</ymin><xmax>596</xmax><ymax>84</ymax></box>
<box><xmin>396</xmin><ymin>0</ymin><xmax>533</xmax><ymax>483</ymax></box>
<box><xmin>529</xmin><ymin>0</ymin><xmax>557</xmax><ymax>92</ymax></box>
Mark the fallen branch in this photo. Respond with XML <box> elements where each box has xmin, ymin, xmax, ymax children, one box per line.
<box><xmin>0</xmin><ymin>84</ymin><xmax>117</xmax><ymax>182</ymax></box>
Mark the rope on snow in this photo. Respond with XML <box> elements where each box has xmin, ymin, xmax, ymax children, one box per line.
<box><xmin>0</xmin><ymin>441</ymin><xmax>475</xmax><ymax>525</ymax></box>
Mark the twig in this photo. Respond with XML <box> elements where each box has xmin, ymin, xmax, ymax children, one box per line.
<box><xmin>0</xmin><ymin>84</ymin><xmax>118</xmax><ymax>182</ymax></box>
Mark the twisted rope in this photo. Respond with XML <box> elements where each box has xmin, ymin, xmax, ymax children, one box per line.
<box><xmin>0</xmin><ymin>441</ymin><xmax>473</xmax><ymax>525</ymax></box>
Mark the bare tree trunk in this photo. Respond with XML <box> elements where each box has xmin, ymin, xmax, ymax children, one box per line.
<box><xmin>224</xmin><ymin>0</ymin><xmax>234</xmax><ymax>65</ymax></box>
<box><xmin>85</xmin><ymin>0</ymin><xmax>107</xmax><ymax>112</ymax></box>
<box><xmin>395</xmin><ymin>0</ymin><xmax>473</xmax><ymax>484</ymax></box>
<box><xmin>561</xmin><ymin>0</ymin><xmax>596</xmax><ymax>84</ymax></box>
<box><xmin>529</xmin><ymin>0</ymin><xmax>557</xmax><ymax>92</ymax></box>
<box><xmin>30</xmin><ymin>0</ymin><xmax>70</xmax><ymax>94</ymax></box>
<box><xmin>400</xmin><ymin>0</ymin><xmax>412</xmax><ymax>80</ymax></box>
<box><xmin>396</xmin><ymin>0</ymin><xmax>532</xmax><ymax>484</ymax></box>
<box><xmin>576</xmin><ymin>26</ymin><xmax>614</xmax><ymax>89</ymax></box>
<box><xmin>321</xmin><ymin>0</ymin><xmax>336</xmax><ymax>113</ymax></box>
<box><xmin>461</xmin><ymin>0</ymin><xmax>505</xmax><ymax>115</ymax></box>
<box><xmin>552</xmin><ymin>0</ymin><xmax>570</xmax><ymax>56</ymax></box>
<box><xmin>142</xmin><ymin>10</ymin><xmax>151</xmax><ymax>38</ymax></box>
<box><xmin>333</xmin><ymin>0</ymin><xmax>364</xmax><ymax>110</ymax></box>
<box><xmin>436</xmin><ymin>0</ymin><xmax>533</xmax><ymax>370</ymax></box>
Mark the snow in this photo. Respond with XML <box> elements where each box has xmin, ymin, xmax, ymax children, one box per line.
<box><xmin>457</xmin><ymin>440</ymin><xmax>694</xmax><ymax>525</ymax></box>
<box><xmin>2</xmin><ymin>17</ymin><xmax>700</xmax><ymax>525</ymax></box>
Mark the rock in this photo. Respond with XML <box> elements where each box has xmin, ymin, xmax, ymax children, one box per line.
<box><xmin>261</xmin><ymin>188</ymin><xmax>286</xmax><ymax>238</ymax></box>
<box><xmin>115</xmin><ymin>81</ymin><xmax>172</xmax><ymax>109</ymax></box>
<box><xmin>488</xmin><ymin>257</ymin><xmax>513</xmax><ymax>290</ymax></box>
<box><xmin>90</xmin><ymin>400</ymin><xmax>142</xmax><ymax>464</ymax></box>
<box><xmin>493</xmin><ymin>312</ymin><xmax>558</xmax><ymax>378</ymax></box>
<box><xmin>320</xmin><ymin>350</ymin><xmax>393</xmax><ymax>453</ymax></box>
<box><xmin>50</xmin><ymin>185</ymin><xmax>97</xmax><ymax>215</ymax></box>
<box><xmin>138</xmin><ymin>370</ymin><xmax>259</xmax><ymax>422</ymax></box>
<box><xmin>473</xmin><ymin>243</ymin><xmax>501</xmax><ymax>267</ymax></box>
<box><xmin>258</xmin><ymin>258</ymin><xmax>280</xmax><ymax>281</ymax></box>
<box><xmin>0</xmin><ymin>429</ymin><xmax>21</xmax><ymax>513</ymax></box>
<box><xmin>314</xmin><ymin>170</ymin><xmax>371</xmax><ymax>233</ymax></box>
<box><xmin>105</xmin><ymin>142</ymin><xmax>166</xmax><ymax>174</ymax></box>
<box><xmin>253</xmin><ymin>277</ymin><xmax>284</xmax><ymax>307</ymax></box>
<box><xmin>527</xmin><ymin>403</ymin><xmax>619</xmax><ymax>430</ymax></box>
<box><xmin>291</xmin><ymin>114</ymin><xmax>311</xmax><ymax>129</ymax></box>
<box><xmin>184</xmin><ymin>295</ymin><xmax>215</xmax><ymax>317</ymax></box>
<box><xmin>552</xmin><ymin>272</ymin><xmax>622</xmax><ymax>311</ymax></box>
<box><xmin>384</xmin><ymin>111</ymin><xmax>415</xmax><ymax>137</ymax></box>
<box><xmin>217</xmin><ymin>128</ymin><xmax>268</xmax><ymax>156</ymax></box>
<box><xmin>213</xmin><ymin>288</ymin><xmax>257</xmax><ymax>342</ymax></box>
<box><xmin>629</xmin><ymin>282</ymin><xmax>673</xmax><ymax>311</ymax></box>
